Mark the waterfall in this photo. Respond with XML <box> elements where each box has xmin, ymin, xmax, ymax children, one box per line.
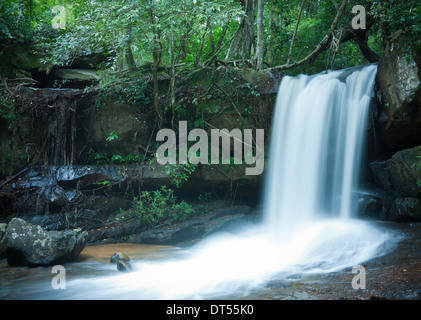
<box><xmin>46</xmin><ymin>65</ymin><xmax>394</xmax><ymax>300</ymax></box>
<box><xmin>263</xmin><ymin>65</ymin><xmax>378</xmax><ymax>237</ymax></box>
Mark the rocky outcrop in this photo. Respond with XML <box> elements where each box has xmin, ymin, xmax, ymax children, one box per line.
<box><xmin>130</xmin><ymin>205</ymin><xmax>254</xmax><ymax>245</ymax></box>
<box><xmin>370</xmin><ymin>145</ymin><xmax>421</xmax><ymax>221</ymax></box>
<box><xmin>382</xmin><ymin>197</ymin><xmax>421</xmax><ymax>222</ymax></box>
<box><xmin>0</xmin><ymin>223</ymin><xmax>6</xmax><ymax>259</ymax></box>
<box><xmin>370</xmin><ymin>145</ymin><xmax>421</xmax><ymax>198</ymax></box>
<box><xmin>375</xmin><ymin>39</ymin><xmax>421</xmax><ymax>158</ymax></box>
<box><xmin>4</xmin><ymin>218</ymin><xmax>88</xmax><ymax>266</ymax></box>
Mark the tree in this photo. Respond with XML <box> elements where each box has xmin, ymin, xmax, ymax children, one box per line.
<box><xmin>287</xmin><ymin>0</ymin><xmax>306</xmax><ymax>65</ymax></box>
<box><xmin>226</xmin><ymin>0</ymin><xmax>256</xmax><ymax>61</ymax></box>
<box><xmin>254</xmin><ymin>0</ymin><xmax>265</xmax><ymax>69</ymax></box>
<box><xmin>269</xmin><ymin>0</ymin><xmax>348</xmax><ymax>71</ymax></box>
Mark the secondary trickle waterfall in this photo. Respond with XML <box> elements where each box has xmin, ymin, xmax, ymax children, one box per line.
<box><xmin>263</xmin><ymin>65</ymin><xmax>378</xmax><ymax>237</ymax></box>
<box><xmin>33</xmin><ymin>65</ymin><xmax>393</xmax><ymax>300</ymax></box>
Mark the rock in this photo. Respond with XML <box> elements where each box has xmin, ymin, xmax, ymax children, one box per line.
<box><xmin>4</xmin><ymin>218</ymin><xmax>88</xmax><ymax>266</ymax></box>
<box><xmin>110</xmin><ymin>251</ymin><xmax>132</xmax><ymax>272</ymax></box>
<box><xmin>376</xmin><ymin>38</ymin><xmax>421</xmax><ymax>156</ymax></box>
<box><xmin>61</xmin><ymin>48</ymin><xmax>114</xmax><ymax>70</ymax></box>
<box><xmin>0</xmin><ymin>223</ymin><xmax>6</xmax><ymax>259</ymax></box>
<box><xmin>132</xmin><ymin>205</ymin><xmax>252</xmax><ymax>245</ymax></box>
<box><xmin>357</xmin><ymin>194</ymin><xmax>382</xmax><ymax>219</ymax></box>
<box><xmin>54</xmin><ymin>69</ymin><xmax>100</xmax><ymax>89</ymax></box>
<box><xmin>370</xmin><ymin>145</ymin><xmax>421</xmax><ymax>198</ymax></box>
<box><xmin>384</xmin><ymin>198</ymin><xmax>421</xmax><ymax>222</ymax></box>
<box><xmin>110</xmin><ymin>252</ymin><xmax>131</xmax><ymax>263</ymax></box>
<box><xmin>117</xmin><ymin>260</ymin><xmax>133</xmax><ymax>272</ymax></box>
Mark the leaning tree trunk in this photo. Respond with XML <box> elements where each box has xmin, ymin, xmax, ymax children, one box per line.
<box><xmin>226</xmin><ymin>0</ymin><xmax>256</xmax><ymax>61</ymax></box>
<box><xmin>287</xmin><ymin>0</ymin><xmax>306</xmax><ymax>65</ymax></box>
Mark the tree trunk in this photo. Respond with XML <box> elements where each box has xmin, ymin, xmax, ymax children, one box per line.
<box><xmin>254</xmin><ymin>0</ymin><xmax>265</xmax><ymax>69</ymax></box>
<box><xmin>194</xmin><ymin>17</ymin><xmax>211</xmax><ymax>67</ymax></box>
<box><xmin>226</xmin><ymin>0</ymin><xmax>256</xmax><ymax>61</ymax></box>
<box><xmin>170</xmin><ymin>19</ymin><xmax>176</xmax><ymax>130</ymax></box>
<box><xmin>205</xmin><ymin>1</ymin><xmax>234</xmax><ymax>63</ymax></box>
<box><xmin>268</xmin><ymin>0</ymin><xmax>275</xmax><ymax>66</ymax></box>
<box><xmin>287</xmin><ymin>0</ymin><xmax>306</xmax><ymax>65</ymax></box>
<box><xmin>149</xmin><ymin>2</ymin><xmax>163</xmax><ymax>128</ymax></box>
<box><xmin>125</xmin><ymin>20</ymin><xmax>136</xmax><ymax>72</ymax></box>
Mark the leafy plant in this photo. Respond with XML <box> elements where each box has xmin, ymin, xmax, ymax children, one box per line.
<box><xmin>166</xmin><ymin>162</ymin><xmax>198</xmax><ymax>188</ymax></box>
<box><xmin>106</xmin><ymin>130</ymin><xmax>119</xmax><ymax>141</ymax></box>
<box><xmin>198</xmin><ymin>192</ymin><xmax>212</xmax><ymax>202</ymax></box>
<box><xmin>131</xmin><ymin>185</ymin><xmax>195</xmax><ymax>226</ymax></box>
<box><xmin>0</xmin><ymin>84</ymin><xmax>17</xmax><ymax>130</ymax></box>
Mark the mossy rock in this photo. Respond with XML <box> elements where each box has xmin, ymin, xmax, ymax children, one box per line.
<box><xmin>110</xmin><ymin>251</ymin><xmax>131</xmax><ymax>263</ymax></box>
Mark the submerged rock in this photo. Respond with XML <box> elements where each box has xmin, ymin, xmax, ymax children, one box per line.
<box><xmin>4</xmin><ymin>218</ymin><xmax>88</xmax><ymax>266</ymax></box>
<box><xmin>110</xmin><ymin>251</ymin><xmax>132</xmax><ymax>272</ymax></box>
<box><xmin>117</xmin><ymin>259</ymin><xmax>133</xmax><ymax>272</ymax></box>
<box><xmin>110</xmin><ymin>252</ymin><xmax>131</xmax><ymax>263</ymax></box>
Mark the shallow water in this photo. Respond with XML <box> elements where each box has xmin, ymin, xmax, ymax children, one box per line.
<box><xmin>0</xmin><ymin>243</ymin><xmax>176</xmax><ymax>300</ymax></box>
<box><xmin>0</xmin><ymin>220</ymin><xmax>399</xmax><ymax>300</ymax></box>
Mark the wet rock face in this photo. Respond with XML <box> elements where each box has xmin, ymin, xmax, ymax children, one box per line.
<box><xmin>376</xmin><ymin>40</ymin><xmax>421</xmax><ymax>157</ymax></box>
<box><xmin>370</xmin><ymin>145</ymin><xmax>421</xmax><ymax>222</ymax></box>
<box><xmin>4</xmin><ymin>218</ymin><xmax>88</xmax><ymax>266</ymax></box>
<box><xmin>370</xmin><ymin>145</ymin><xmax>421</xmax><ymax>199</ymax></box>
<box><xmin>0</xmin><ymin>223</ymin><xmax>6</xmax><ymax>259</ymax></box>
<box><xmin>385</xmin><ymin>198</ymin><xmax>421</xmax><ymax>221</ymax></box>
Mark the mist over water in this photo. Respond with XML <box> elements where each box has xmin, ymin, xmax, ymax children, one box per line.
<box><xmin>30</xmin><ymin>65</ymin><xmax>395</xmax><ymax>300</ymax></box>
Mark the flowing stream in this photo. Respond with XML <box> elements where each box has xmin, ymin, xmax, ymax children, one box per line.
<box><xmin>1</xmin><ymin>64</ymin><xmax>397</xmax><ymax>300</ymax></box>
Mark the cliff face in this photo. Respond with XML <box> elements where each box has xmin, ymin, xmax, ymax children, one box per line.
<box><xmin>370</xmin><ymin>38</ymin><xmax>421</xmax><ymax>221</ymax></box>
<box><xmin>0</xmin><ymin>64</ymin><xmax>281</xmax><ymax>231</ymax></box>
<box><xmin>375</xmin><ymin>39</ymin><xmax>421</xmax><ymax>159</ymax></box>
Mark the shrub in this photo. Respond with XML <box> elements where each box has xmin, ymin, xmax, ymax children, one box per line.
<box><xmin>132</xmin><ymin>186</ymin><xmax>195</xmax><ymax>226</ymax></box>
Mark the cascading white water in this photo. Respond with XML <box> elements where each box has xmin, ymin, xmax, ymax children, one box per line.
<box><xmin>263</xmin><ymin>64</ymin><xmax>378</xmax><ymax>237</ymax></box>
<box><xmin>46</xmin><ymin>65</ymin><xmax>394</xmax><ymax>300</ymax></box>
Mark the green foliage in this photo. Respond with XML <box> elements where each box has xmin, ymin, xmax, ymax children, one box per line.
<box><xmin>0</xmin><ymin>84</ymin><xmax>17</xmax><ymax>130</ymax></box>
<box><xmin>371</xmin><ymin>0</ymin><xmax>421</xmax><ymax>52</ymax></box>
<box><xmin>132</xmin><ymin>185</ymin><xmax>195</xmax><ymax>226</ymax></box>
<box><xmin>198</xmin><ymin>192</ymin><xmax>212</xmax><ymax>202</ymax></box>
<box><xmin>90</xmin><ymin>73</ymin><xmax>151</xmax><ymax>110</ymax></box>
<box><xmin>0</xmin><ymin>1</ymin><xmax>33</xmax><ymax>50</ymax></box>
<box><xmin>106</xmin><ymin>130</ymin><xmax>119</xmax><ymax>142</ymax></box>
<box><xmin>166</xmin><ymin>162</ymin><xmax>198</xmax><ymax>188</ymax></box>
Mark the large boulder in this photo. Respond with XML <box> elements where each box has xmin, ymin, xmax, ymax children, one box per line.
<box><xmin>370</xmin><ymin>145</ymin><xmax>421</xmax><ymax>198</ymax></box>
<box><xmin>381</xmin><ymin>197</ymin><xmax>421</xmax><ymax>222</ymax></box>
<box><xmin>0</xmin><ymin>223</ymin><xmax>6</xmax><ymax>259</ymax></box>
<box><xmin>4</xmin><ymin>218</ymin><xmax>88</xmax><ymax>266</ymax></box>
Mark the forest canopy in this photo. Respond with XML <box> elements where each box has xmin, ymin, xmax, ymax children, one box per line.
<box><xmin>1</xmin><ymin>0</ymin><xmax>420</xmax><ymax>76</ymax></box>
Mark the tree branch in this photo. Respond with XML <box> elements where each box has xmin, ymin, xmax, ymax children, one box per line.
<box><xmin>268</xmin><ymin>0</ymin><xmax>347</xmax><ymax>71</ymax></box>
